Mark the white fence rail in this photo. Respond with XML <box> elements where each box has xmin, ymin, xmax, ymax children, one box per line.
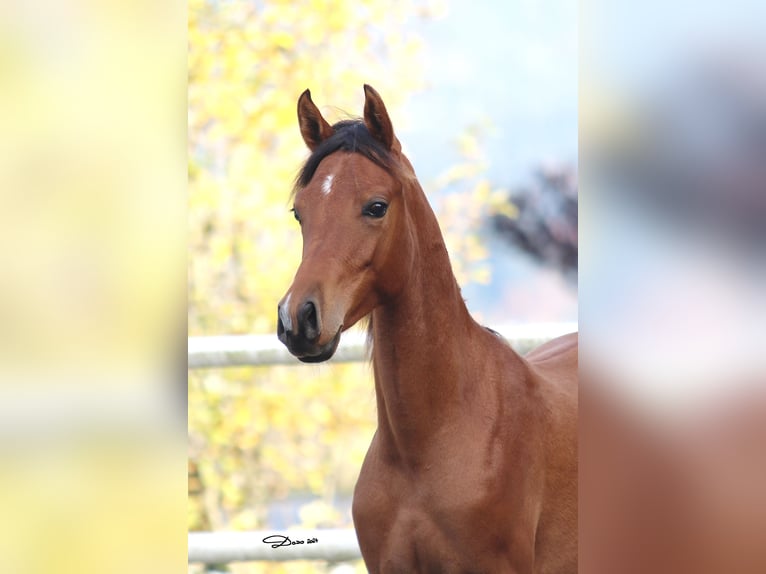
<box><xmin>188</xmin><ymin>322</ymin><xmax>577</xmax><ymax>369</ymax></box>
<box><xmin>188</xmin><ymin>530</ymin><xmax>361</xmax><ymax>564</ymax></box>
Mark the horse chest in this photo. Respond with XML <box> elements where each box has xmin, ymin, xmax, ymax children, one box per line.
<box><xmin>353</xmin><ymin>450</ymin><xmax>533</xmax><ymax>573</ymax></box>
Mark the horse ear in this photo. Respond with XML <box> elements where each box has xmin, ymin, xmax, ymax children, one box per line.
<box><xmin>363</xmin><ymin>84</ymin><xmax>396</xmax><ymax>151</ymax></box>
<box><xmin>297</xmin><ymin>89</ymin><xmax>334</xmax><ymax>151</ymax></box>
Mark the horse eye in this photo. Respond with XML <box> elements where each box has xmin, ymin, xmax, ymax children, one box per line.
<box><xmin>291</xmin><ymin>208</ymin><xmax>301</xmax><ymax>223</ymax></box>
<box><xmin>363</xmin><ymin>201</ymin><xmax>388</xmax><ymax>218</ymax></box>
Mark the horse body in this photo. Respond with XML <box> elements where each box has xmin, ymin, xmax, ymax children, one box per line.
<box><xmin>278</xmin><ymin>85</ymin><xmax>577</xmax><ymax>573</ymax></box>
<box><xmin>351</xmin><ymin>190</ymin><xmax>577</xmax><ymax>574</ymax></box>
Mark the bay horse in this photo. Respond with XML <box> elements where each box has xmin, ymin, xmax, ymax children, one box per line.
<box><xmin>277</xmin><ymin>85</ymin><xmax>577</xmax><ymax>573</ymax></box>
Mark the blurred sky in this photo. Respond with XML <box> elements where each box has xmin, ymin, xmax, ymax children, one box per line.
<box><xmin>400</xmin><ymin>0</ymin><xmax>577</xmax><ymax>184</ymax></box>
<box><xmin>398</xmin><ymin>0</ymin><xmax>578</xmax><ymax>323</ymax></box>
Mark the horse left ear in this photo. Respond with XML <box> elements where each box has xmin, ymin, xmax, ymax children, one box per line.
<box><xmin>363</xmin><ymin>84</ymin><xmax>397</xmax><ymax>151</ymax></box>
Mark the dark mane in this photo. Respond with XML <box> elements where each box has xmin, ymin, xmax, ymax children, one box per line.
<box><xmin>293</xmin><ymin>119</ymin><xmax>395</xmax><ymax>196</ymax></box>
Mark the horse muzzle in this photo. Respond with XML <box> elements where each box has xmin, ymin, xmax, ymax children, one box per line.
<box><xmin>277</xmin><ymin>299</ymin><xmax>342</xmax><ymax>362</ymax></box>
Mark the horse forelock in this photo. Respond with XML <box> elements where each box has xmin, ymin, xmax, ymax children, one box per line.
<box><xmin>292</xmin><ymin>119</ymin><xmax>407</xmax><ymax>198</ymax></box>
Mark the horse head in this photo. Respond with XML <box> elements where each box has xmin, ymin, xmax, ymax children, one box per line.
<box><xmin>277</xmin><ymin>85</ymin><xmax>415</xmax><ymax>362</ymax></box>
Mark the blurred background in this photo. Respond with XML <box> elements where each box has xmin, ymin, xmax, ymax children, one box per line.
<box><xmin>1</xmin><ymin>1</ymin><xmax>185</xmax><ymax>574</ymax></box>
<box><xmin>188</xmin><ymin>0</ymin><xmax>576</xmax><ymax>572</ymax></box>
<box><xmin>581</xmin><ymin>0</ymin><xmax>766</xmax><ymax>572</ymax></box>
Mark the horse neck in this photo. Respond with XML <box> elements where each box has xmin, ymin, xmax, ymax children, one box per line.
<box><xmin>370</xmin><ymin>180</ymin><xmax>481</xmax><ymax>463</ymax></box>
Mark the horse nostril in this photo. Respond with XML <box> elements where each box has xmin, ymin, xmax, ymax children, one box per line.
<box><xmin>298</xmin><ymin>301</ymin><xmax>319</xmax><ymax>341</ymax></box>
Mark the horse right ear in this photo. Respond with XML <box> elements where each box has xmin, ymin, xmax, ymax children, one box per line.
<box><xmin>363</xmin><ymin>84</ymin><xmax>396</xmax><ymax>151</ymax></box>
<box><xmin>297</xmin><ymin>89</ymin><xmax>334</xmax><ymax>151</ymax></box>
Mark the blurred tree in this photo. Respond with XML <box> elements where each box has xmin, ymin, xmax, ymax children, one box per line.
<box><xmin>490</xmin><ymin>165</ymin><xmax>578</xmax><ymax>284</ymax></box>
